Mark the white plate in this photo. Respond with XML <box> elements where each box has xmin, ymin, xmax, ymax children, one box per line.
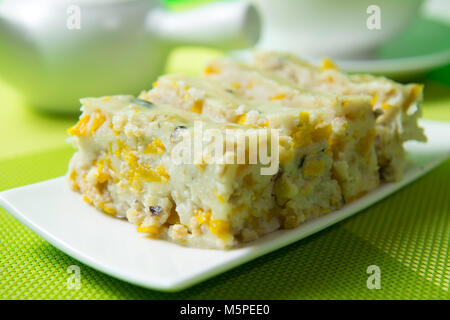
<box><xmin>233</xmin><ymin>49</ymin><xmax>450</xmax><ymax>80</ymax></box>
<box><xmin>1</xmin><ymin>120</ymin><xmax>449</xmax><ymax>292</ymax></box>
<box><xmin>330</xmin><ymin>51</ymin><xmax>450</xmax><ymax>79</ymax></box>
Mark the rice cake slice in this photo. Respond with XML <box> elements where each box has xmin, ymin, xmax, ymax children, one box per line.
<box><xmin>67</xmin><ymin>95</ymin><xmax>338</xmax><ymax>249</ymax></box>
<box><xmin>142</xmin><ymin>76</ymin><xmax>344</xmax><ymax>228</ymax></box>
<box><xmin>253</xmin><ymin>51</ymin><xmax>426</xmax><ymax>180</ymax></box>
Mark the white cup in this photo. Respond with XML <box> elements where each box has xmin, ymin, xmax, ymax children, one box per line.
<box><xmin>251</xmin><ymin>0</ymin><xmax>424</xmax><ymax>59</ymax></box>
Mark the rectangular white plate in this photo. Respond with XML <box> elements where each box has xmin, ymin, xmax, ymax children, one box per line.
<box><xmin>1</xmin><ymin>120</ymin><xmax>449</xmax><ymax>292</ymax></box>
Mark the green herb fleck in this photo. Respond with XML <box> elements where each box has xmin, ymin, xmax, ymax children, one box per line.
<box><xmin>298</xmin><ymin>156</ymin><xmax>306</xmax><ymax>169</ymax></box>
<box><xmin>131</xmin><ymin>98</ymin><xmax>153</xmax><ymax>108</ymax></box>
<box><xmin>149</xmin><ymin>205</ymin><xmax>162</xmax><ymax>216</ymax></box>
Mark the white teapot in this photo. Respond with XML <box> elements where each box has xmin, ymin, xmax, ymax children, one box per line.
<box><xmin>0</xmin><ymin>0</ymin><xmax>260</xmax><ymax>113</ymax></box>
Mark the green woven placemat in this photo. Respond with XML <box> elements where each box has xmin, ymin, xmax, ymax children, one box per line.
<box><xmin>0</xmin><ymin>147</ymin><xmax>448</xmax><ymax>299</ymax></box>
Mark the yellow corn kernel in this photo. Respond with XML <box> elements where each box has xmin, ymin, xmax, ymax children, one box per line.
<box><xmin>303</xmin><ymin>160</ymin><xmax>325</xmax><ymax>178</ymax></box>
<box><xmin>124</xmin><ymin>151</ymin><xmax>138</xmax><ymax>168</ymax></box>
<box><xmin>269</xmin><ymin>93</ymin><xmax>286</xmax><ymax>101</ymax></box>
<box><xmin>231</xmin><ymin>82</ymin><xmax>241</xmax><ymax>89</ymax></box>
<box><xmin>131</xmin><ymin>177</ymin><xmax>143</xmax><ymax>192</ymax></box>
<box><xmin>152</xmin><ymin>138</ymin><xmax>165</xmax><ymax>152</ymax></box>
<box><xmin>109</xmin><ymin>122</ymin><xmax>121</xmax><ymax>136</ymax></box>
<box><xmin>152</xmin><ymin>81</ymin><xmax>158</xmax><ymax>87</ymax></box>
<box><xmin>236</xmin><ymin>113</ymin><xmax>247</xmax><ymax>125</ymax></box>
<box><xmin>312</xmin><ymin>124</ymin><xmax>332</xmax><ymax>142</ymax></box>
<box><xmin>209</xmin><ymin>219</ymin><xmax>230</xmax><ymax>239</ymax></box>
<box><xmin>69</xmin><ymin>171</ymin><xmax>79</xmax><ymax>191</ymax></box>
<box><xmin>114</xmin><ymin>146</ymin><xmax>121</xmax><ymax>158</ymax></box>
<box><xmin>357</xmin><ymin>128</ymin><xmax>376</xmax><ymax>156</ymax></box>
<box><xmin>137</xmin><ymin>225</ymin><xmax>160</xmax><ymax>234</ymax></box>
<box><xmin>371</xmin><ymin>94</ymin><xmax>378</xmax><ymax>106</ymax></box>
<box><xmin>94</xmin><ymin>158</ymin><xmax>110</xmax><ymax>183</ymax></box>
<box><xmin>213</xmin><ymin>191</ymin><xmax>225</xmax><ymax>203</ymax></box>
<box><xmin>139</xmin><ymin>163</ymin><xmax>161</xmax><ymax>183</ymax></box>
<box><xmin>328</xmin><ymin>135</ymin><xmax>343</xmax><ymax>159</ymax></box>
<box><xmin>321</xmin><ymin>57</ymin><xmax>338</xmax><ymax>70</ymax></box>
<box><xmin>90</xmin><ymin>110</ymin><xmax>106</xmax><ymax>134</ymax></box>
<box><xmin>246</xmin><ymin>82</ymin><xmax>254</xmax><ymax>89</ymax></box>
<box><xmin>258</xmin><ymin>121</ymin><xmax>269</xmax><ymax>128</ymax></box>
<box><xmin>116</xmin><ymin>139</ymin><xmax>126</xmax><ymax>153</ymax></box>
<box><xmin>414</xmin><ymin>84</ymin><xmax>424</xmax><ymax>95</ymax></box>
<box><xmin>112</xmin><ymin>129</ymin><xmax>120</xmax><ymax>136</ymax></box>
<box><xmin>191</xmin><ymin>100</ymin><xmax>203</xmax><ymax>114</ymax></box>
<box><xmin>83</xmin><ymin>195</ymin><xmax>92</xmax><ymax>204</ymax></box>
<box><xmin>402</xmin><ymin>84</ymin><xmax>424</xmax><ymax>112</ymax></box>
<box><xmin>99</xmin><ymin>202</ymin><xmax>116</xmax><ymax>215</ymax></box>
<box><xmin>381</xmin><ymin>103</ymin><xmax>392</xmax><ymax>110</ymax></box>
<box><xmin>67</xmin><ymin>114</ymin><xmax>90</xmax><ymax>136</ymax></box>
<box><xmin>194</xmin><ymin>208</ymin><xmax>211</xmax><ymax>224</ymax></box>
<box><xmin>413</xmin><ymin>84</ymin><xmax>424</xmax><ymax>96</ymax></box>
<box><xmin>143</xmin><ymin>138</ymin><xmax>166</xmax><ymax>155</ymax></box>
<box><xmin>204</xmin><ymin>65</ymin><xmax>221</xmax><ymax>75</ymax></box>
<box><xmin>292</xmin><ymin>127</ymin><xmax>312</xmax><ymax>148</ymax></box>
<box><xmin>298</xmin><ymin>112</ymin><xmax>310</xmax><ymax>125</ymax></box>
<box><xmin>95</xmin><ymin>169</ymin><xmax>109</xmax><ymax>184</ymax></box>
<box><xmin>156</xmin><ymin>165</ymin><xmax>169</xmax><ymax>182</ymax></box>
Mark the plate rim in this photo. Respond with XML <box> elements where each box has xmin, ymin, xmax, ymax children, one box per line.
<box><xmin>332</xmin><ymin>50</ymin><xmax>450</xmax><ymax>74</ymax></box>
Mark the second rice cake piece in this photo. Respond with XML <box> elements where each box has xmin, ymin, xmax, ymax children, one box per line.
<box><xmin>203</xmin><ymin>58</ymin><xmax>379</xmax><ymax>202</ymax></box>
<box><xmin>253</xmin><ymin>51</ymin><xmax>426</xmax><ymax>180</ymax></box>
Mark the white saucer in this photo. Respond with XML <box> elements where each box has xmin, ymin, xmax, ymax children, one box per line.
<box><xmin>235</xmin><ymin>15</ymin><xmax>450</xmax><ymax>80</ymax></box>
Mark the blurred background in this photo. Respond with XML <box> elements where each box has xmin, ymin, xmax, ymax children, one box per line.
<box><xmin>0</xmin><ymin>0</ymin><xmax>449</xmax><ymax>161</ymax></box>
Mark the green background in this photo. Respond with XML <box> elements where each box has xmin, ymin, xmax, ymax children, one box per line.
<box><xmin>0</xmin><ymin>0</ymin><xmax>449</xmax><ymax>299</ymax></box>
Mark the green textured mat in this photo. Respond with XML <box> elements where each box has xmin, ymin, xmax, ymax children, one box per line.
<box><xmin>0</xmin><ymin>146</ymin><xmax>449</xmax><ymax>299</ymax></box>
<box><xmin>0</xmin><ymin>0</ymin><xmax>449</xmax><ymax>299</ymax></box>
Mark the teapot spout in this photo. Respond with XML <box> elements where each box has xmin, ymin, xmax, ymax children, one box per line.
<box><xmin>148</xmin><ymin>1</ymin><xmax>260</xmax><ymax>50</ymax></box>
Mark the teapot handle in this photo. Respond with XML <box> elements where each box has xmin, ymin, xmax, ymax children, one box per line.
<box><xmin>147</xmin><ymin>1</ymin><xmax>260</xmax><ymax>50</ymax></box>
